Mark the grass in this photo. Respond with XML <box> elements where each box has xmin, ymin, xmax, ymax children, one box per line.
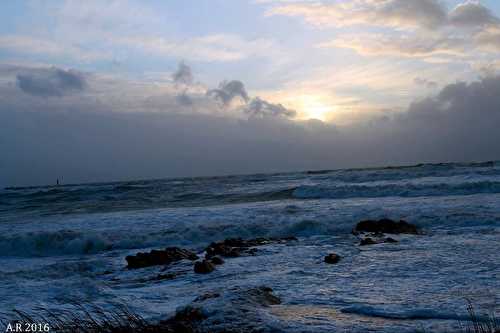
<box><xmin>460</xmin><ymin>299</ymin><xmax>499</xmax><ymax>333</ymax></box>
<box><xmin>0</xmin><ymin>301</ymin><xmax>498</xmax><ymax>333</ymax></box>
<box><xmin>0</xmin><ymin>302</ymin><xmax>204</xmax><ymax>333</ymax></box>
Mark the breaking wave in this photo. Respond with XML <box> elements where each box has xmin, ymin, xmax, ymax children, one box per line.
<box><xmin>341</xmin><ymin>305</ymin><xmax>490</xmax><ymax>322</ymax></box>
<box><xmin>293</xmin><ymin>180</ymin><xmax>500</xmax><ymax>200</ymax></box>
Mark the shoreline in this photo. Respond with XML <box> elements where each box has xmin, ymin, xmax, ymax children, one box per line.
<box><xmin>2</xmin><ymin>219</ymin><xmax>498</xmax><ymax>333</ymax></box>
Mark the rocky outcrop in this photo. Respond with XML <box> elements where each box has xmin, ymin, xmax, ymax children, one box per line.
<box><xmin>359</xmin><ymin>236</ymin><xmax>399</xmax><ymax>246</ymax></box>
<box><xmin>194</xmin><ymin>260</ymin><xmax>215</xmax><ymax>274</ymax></box>
<box><xmin>245</xmin><ymin>286</ymin><xmax>281</xmax><ymax>306</ymax></box>
<box><xmin>210</xmin><ymin>256</ymin><xmax>224</xmax><ymax>265</ymax></box>
<box><xmin>353</xmin><ymin>218</ymin><xmax>418</xmax><ymax>235</ymax></box>
<box><xmin>126</xmin><ymin>247</ymin><xmax>198</xmax><ymax>269</ymax></box>
<box><xmin>204</xmin><ymin>236</ymin><xmax>297</xmax><ymax>259</ymax></box>
<box><xmin>359</xmin><ymin>237</ymin><xmax>377</xmax><ymax>246</ymax></box>
<box><xmin>160</xmin><ymin>306</ymin><xmax>206</xmax><ymax>333</ymax></box>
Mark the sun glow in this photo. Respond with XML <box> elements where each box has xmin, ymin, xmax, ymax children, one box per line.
<box><xmin>298</xmin><ymin>95</ymin><xmax>334</xmax><ymax>121</ymax></box>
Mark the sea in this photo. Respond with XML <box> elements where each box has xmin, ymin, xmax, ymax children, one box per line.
<box><xmin>0</xmin><ymin>161</ymin><xmax>499</xmax><ymax>332</ymax></box>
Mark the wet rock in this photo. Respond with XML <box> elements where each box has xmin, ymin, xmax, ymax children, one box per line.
<box><xmin>126</xmin><ymin>247</ymin><xmax>198</xmax><ymax>269</ymax></box>
<box><xmin>360</xmin><ymin>237</ymin><xmax>399</xmax><ymax>246</ymax></box>
<box><xmin>385</xmin><ymin>237</ymin><xmax>398</xmax><ymax>243</ymax></box>
<box><xmin>153</xmin><ymin>273</ymin><xmax>178</xmax><ymax>281</ymax></box>
<box><xmin>210</xmin><ymin>256</ymin><xmax>224</xmax><ymax>265</ymax></box>
<box><xmin>245</xmin><ymin>286</ymin><xmax>281</xmax><ymax>306</ymax></box>
<box><xmin>205</xmin><ymin>236</ymin><xmax>297</xmax><ymax>259</ymax></box>
<box><xmin>324</xmin><ymin>253</ymin><xmax>341</xmax><ymax>264</ymax></box>
<box><xmin>161</xmin><ymin>306</ymin><xmax>206</xmax><ymax>333</ymax></box>
<box><xmin>194</xmin><ymin>260</ymin><xmax>215</xmax><ymax>274</ymax></box>
<box><xmin>353</xmin><ymin>218</ymin><xmax>418</xmax><ymax>235</ymax></box>
<box><xmin>359</xmin><ymin>237</ymin><xmax>377</xmax><ymax>246</ymax></box>
<box><xmin>194</xmin><ymin>292</ymin><xmax>220</xmax><ymax>302</ymax></box>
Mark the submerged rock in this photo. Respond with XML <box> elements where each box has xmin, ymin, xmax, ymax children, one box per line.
<box><xmin>359</xmin><ymin>237</ymin><xmax>377</xmax><ymax>246</ymax></box>
<box><xmin>246</xmin><ymin>286</ymin><xmax>282</xmax><ymax>306</ymax></box>
<box><xmin>160</xmin><ymin>306</ymin><xmax>206</xmax><ymax>333</ymax></box>
<box><xmin>205</xmin><ymin>236</ymin><xmax>297</xmax><ymax>259</ymax></box>
<box><xmin>126</xmin><ymin>247</ymin><xmax>198</xmax><ymax>269</ymax></box>
<box><xmin>324</xmin><ymin>253</ymin><xmax>341</xmax><ymax>264</ymax></box>
<box><xmin>163</xmin><ymin>286</ymin><xmax>283</xmax><ymax>332</ymax></box>
<box><xmin>359</xmin><ymin>237</ymin><xmax>399</xmax><ymax>246</ymax></box>
<box><xmin>194</xmin><ymin>260</ymin><xmax>215</xmax><ymax>274</ymax></box>
<box><xmin>194</xmin><ymin>292</ymin><xmax>220</xmax><ymax>302</ymax></box>
<box><xmin>353</xmin><ymin>218</ymin><xmax>418</xmax><ymax>235</ymax></box>
<box><xmin>210</xmin><ymin>256</ymin><xmax>224</xmax><ymax>265</ymax></box>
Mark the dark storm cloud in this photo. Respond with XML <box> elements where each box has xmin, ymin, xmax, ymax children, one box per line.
<box><xmin>2</xmin><ymin>65</ymin><xmax>500</xmax><ymax>187</ymax></box>
<box><xmin>244</xmin><ymin>97</ymin><xmax>296</xmax><ymax>118</ymax></box>
<box><xmin>207</xmin><ymin>80</ymin><xmax>249</xmax><ymax>105</ymax></box>
<box><xmin>172</xmin><ymin>62</ymin><xmax>193</xmax><ymax>85</ymax></box>
<box><xmin>16</xmin><ymin>67</ymin><xmax>87</xmax><ymax>97</ymax></box>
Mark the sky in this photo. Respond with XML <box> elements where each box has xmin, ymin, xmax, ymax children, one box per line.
<box><xmin>2</xmin><ymin>0</ymin><xmax>500</xmax><ymax>187</ymax></box>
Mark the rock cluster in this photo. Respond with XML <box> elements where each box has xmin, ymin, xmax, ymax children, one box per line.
<box><xmin>126</xmin><ymin>247</ymin><xmax>198</xmax><ymax>269</ymax></box>
<box><xmin>194</xmin><ymin>260</ymin><xmax>215</xmax><ymax>274</ymax></box>
<box><xmin>205</xmin><ymin>236</ymin><xmax>297</xmax><ymax>259</ymax></box>
<box><xmin>353</xmin><ymin>218</ymin><xmax>418</xmax><ymax>235</ymax></box>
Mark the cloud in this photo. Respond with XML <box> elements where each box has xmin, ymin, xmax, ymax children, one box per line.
<box><xmin>115</xmin><ymin>34</ymin><xmax>279</xmax><ymax>63</ymax></box>
<box><xmin>474</xmin><ymin>26</ymin><xmax>500</xmax><ymax>52</ymax></box>
<box><xmin>16</xmin><ymin>67</ymin><xmax>87</xmax><ymax>97</ymax></box>
<box><xmin>172</xmin><ymin>62</ymin><xmax>194</xmax><ymax>85</ymax></box>
<box><xmin>1</xmin><ymin>1</ymin><xmax>285</xmax><ymax>66</ymax></box>
<box><xmin>2</xmin><ymin>65</ymin><xmax>500</xmax><ymax>187</ymax></box>
<box><xmin>449</xmin><ymin>1</ymin><xmax>500</xmax><ymax>28</ymax></box>
<box><xmin>322</xmin><ymin>33</ymin><xmax>467</xmax><ymax>57</ymax></box>
<box><xmin>268</xmin><ymin>0</ymin><xmax>500</xmax><ymax>63</ymax></box>
<box><xmin>244</xmin><ymin>97</ymin><xmax>297</xmax><ymax>118</ymax></box>
<box><xmin>414</xmin><ymin>77</ymin><xmax>438</xmax><ymax>89</ymax></box>
<box><xmin>0</xmin><ymin>35</ymin><xmax>110</xmax><ymax>62</ymax></box>
<box><xmin>208</xmin><ymin>80</ymin><xmax>250</xmax><ymax>105</ymax></box>
<box><xmin>265</xmin><ymin>0</ymin><xmax>447</xmax><ymax>29</ymax></box>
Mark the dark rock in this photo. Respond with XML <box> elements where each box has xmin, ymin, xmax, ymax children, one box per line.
<box><xmin>126</xmin><ymin>247</ymin><xmax>198</xmax><ymax>269</ymax></box>
<box><xmin>194</xmin><ymin>260</ymin><xmax>215</xmax><ymax>274</ymax></box>
<box><xmin>246</xmin><ymin>286</ymin><xmax>281</xmax><ymax>306</ymax></box>
<box><xmin>359</xmin><ymin>237</ymin><xmax>377</xmax><ymax>246</ymax></box>
<box><xmin>385</xmin><ymin>237</ymin><xmax>398</xmax><ymax>243</ymax></box>
<box><xmin>280</xmin><ymin>236</ymin><xmax>299</xmax><ymax>242</ymax></box>
<box><xmin>353</xmin><ymin>218</ymin><xmax>418</xmax><ymax>235</ymax></box>
<box><xmin>324</xmin><ymin>253</ymin><xmax>341</xmax><ymax>264</ymax></box>
<box><xmin>210</xmin><ymin>256</ymin><xmax>224</xmax><ymax>265</ymax></box>
<box><xmin>205</xmin><ymin>236</ymin><xmax>297</xmax><ymax>259</ymax></box>
<box><xmin>360</xmin><ymin>237</ymin><xmax>399</xmax><ymax>246</ymax></box>
<box><xmin>153</xmin><ymin>273</ymin><xmax>178</xmax><ymax>281</ymax></box>
<box><xmin>160</xmin><ymin>306</ymin><xmax>206</xmax><ymax>333</ymax></box>
<box><xmin>194</xmin><ymin>292</ymin><xmax>220</xmax><ymax>302</ymax></box>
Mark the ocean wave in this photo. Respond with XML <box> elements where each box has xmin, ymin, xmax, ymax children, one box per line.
<box><xmin>0</xmin><ymin>230</ymin><xmax>113</xmax><ymax>257</ymax></box>
<box><xmin>341</xmin><ymin>304</ymin><xmax>488</xmax><ymax>322</ymax></box>
<box><xmin>0</xmin><ymin>206</ymin><xmax>349</xmax><ymax>258</ymax></box>
<box><xmin>293</xmin><ymin>180</ymin><xmax>500</xmax><ymax>200</ymax></box>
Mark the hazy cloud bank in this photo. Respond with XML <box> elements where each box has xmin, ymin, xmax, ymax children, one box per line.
<box><xmin>1</xmin><ymin>64</ymin><xmax>500</xmax><ymax>187</ymax></box>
